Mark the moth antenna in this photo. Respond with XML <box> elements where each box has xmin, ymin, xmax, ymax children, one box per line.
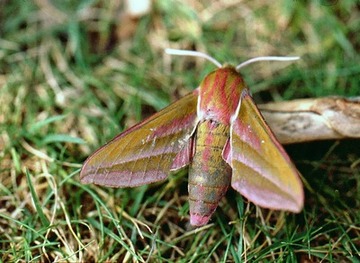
<box><xmin>165</xmin><ymin>48</ymin><xmax>222</xmax><ymax>68</ymax></box>
<box><xmin>236</xmin><ymin>56</ymin><xmax>300</xmax><ymax>71</ymax></box>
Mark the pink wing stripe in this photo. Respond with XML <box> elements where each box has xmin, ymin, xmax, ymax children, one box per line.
<box><xmin>231</xmin><ymin>134</ymin><xmax>291</xmax><ymax>187</ymax></box>
<box><xmin>231</xmin><ymin>166</ymin><xmax>300</xmax><ymax>211</ymax></box>
<box><xmin>81</xmin><ymin>169</ymin><xmax>168</xmax><ymax>187</ymax></box>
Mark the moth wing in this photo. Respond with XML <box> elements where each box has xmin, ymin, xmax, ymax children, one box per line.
<box><xmin>80</xmin><ymin>90</ymin><xmax>199</xmax><ymax>187</ymax></box>
<box><xmin>228</xmin><ymin>90</ymin><xmax>304</xmax><ymax>212</ymax></box>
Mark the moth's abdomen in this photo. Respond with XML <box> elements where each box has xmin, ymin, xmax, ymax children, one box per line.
<box><xmin>188</xmin><ymin>120</ymin><xmax>231</xmax><ymax>226</ymax></box>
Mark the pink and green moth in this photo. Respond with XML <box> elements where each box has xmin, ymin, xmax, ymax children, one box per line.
<box><xmin>80</xmin><ymin>49</ymin><xmax>304</xmax><ymax>226</ymax></box>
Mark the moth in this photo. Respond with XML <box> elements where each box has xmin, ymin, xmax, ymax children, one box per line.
<box><xmin>80</xmin><ymin>49</ymin><xmax>304</xmax><ymax>226</ymax></box>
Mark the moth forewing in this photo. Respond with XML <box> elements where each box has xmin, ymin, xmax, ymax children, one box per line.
<box><xmin>80</xmin><ymin>90</ymin><xmax>199</xmax><ymax>187</ymax></box>
<box><xmin>229</xmin><ymin>91</ymin><xmax>304</xmax><ymax>212</ymax></box>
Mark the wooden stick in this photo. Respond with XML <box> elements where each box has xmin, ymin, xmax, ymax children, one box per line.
<box><xmin>259</xmin><ymin>97</ymin><xmax>360</xmax><ymax>144</ymax></box>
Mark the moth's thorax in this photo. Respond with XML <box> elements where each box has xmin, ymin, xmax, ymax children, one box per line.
<box><xmin>198</xmin><ymin>66</ymin><xmax>246</xmax><ymax>124</ymax></box>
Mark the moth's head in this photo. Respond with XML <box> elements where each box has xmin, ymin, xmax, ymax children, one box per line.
<box><xmin>221</xmin><ymin>63</ymin><xmax>236</xmax><ymax>69</ymax></box>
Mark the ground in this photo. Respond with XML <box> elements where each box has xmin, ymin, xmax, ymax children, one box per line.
<box><xmin>1</xmin><ymin>0</ymin><xmax>359</xmax><ymax>262</ymax></box>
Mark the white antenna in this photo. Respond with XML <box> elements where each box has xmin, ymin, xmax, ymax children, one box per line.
<box><xmin>235</xmin><ymin>56</ymin><xmax>300</xmax><ymax>71</ymax></box>
<box><xmin>165</xmin><ymin>48</ymin><xmax>222</xmax><ymax>68</ymax></box>
<box><xmin>165</xmin><ymin>48</ymin><xmax>300</xmax><ymax>71</ymax></box>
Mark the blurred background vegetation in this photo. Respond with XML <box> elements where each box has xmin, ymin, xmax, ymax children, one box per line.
<box><xmin>0</xmin><ymin>0</ymin><xmax>359</xmax><ymax>261</ymax></box>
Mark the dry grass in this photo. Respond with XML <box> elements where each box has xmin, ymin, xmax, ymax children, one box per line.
<box><xmin>1</xmin><ymin>0</ymin><xmax>359</xmax><ymax>262</ymax></box>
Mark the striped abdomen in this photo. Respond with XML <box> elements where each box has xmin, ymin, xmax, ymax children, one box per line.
<box><xmin>188</xmin><ymin>120</ymin><xmax>232</xmax><ymax>226</ymax></box>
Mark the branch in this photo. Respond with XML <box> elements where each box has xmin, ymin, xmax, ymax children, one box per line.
<box><xmin>259</xmin><ymin>97</ymin><xmax>360</xmax><ymax>144</ymax></box>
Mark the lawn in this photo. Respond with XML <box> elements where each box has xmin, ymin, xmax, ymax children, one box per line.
<box><xmin>1</xmin><ymin>0</ymin><xmax>359</xmax><ymax>262</ymax></box>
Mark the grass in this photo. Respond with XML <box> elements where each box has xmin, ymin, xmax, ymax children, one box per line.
<box><xmin>1</xmin><ymin>0</ymin><xmax>359</xmax><ymax>262</ymax></box>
